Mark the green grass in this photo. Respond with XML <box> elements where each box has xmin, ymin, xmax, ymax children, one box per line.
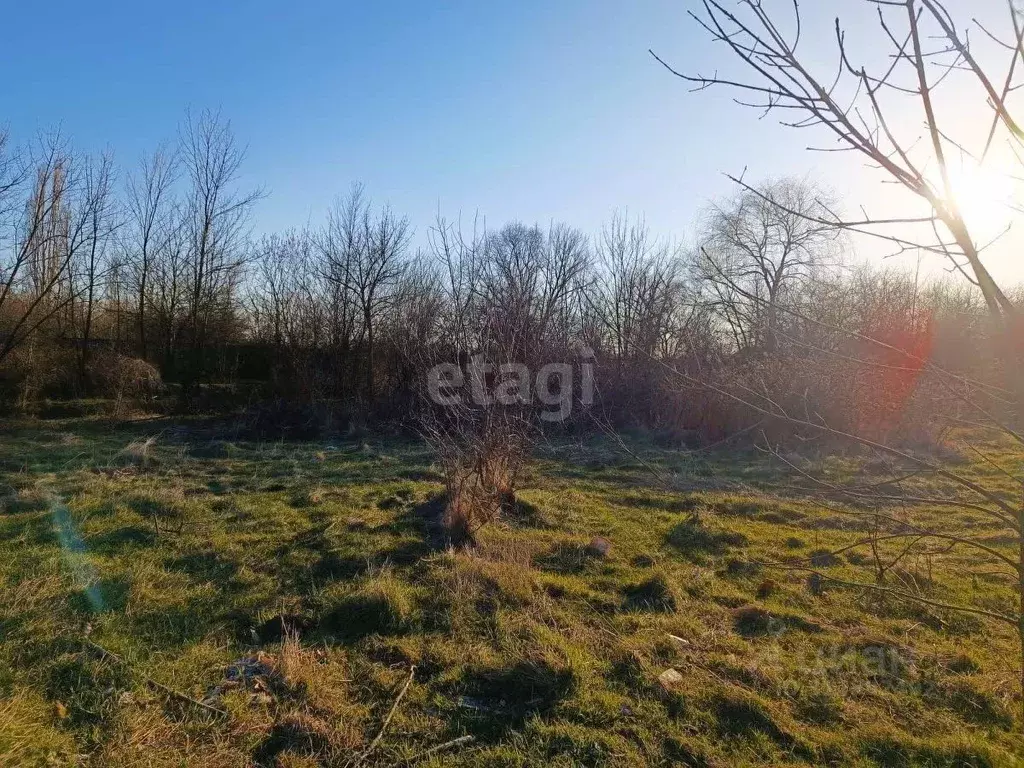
<box><xmin>0</xmin><ymin>413</ymin><xmax>1021</xmax><ymax>766</ymax></box>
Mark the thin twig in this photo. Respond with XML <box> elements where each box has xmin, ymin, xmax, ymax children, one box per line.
<box><xmin>353</xmin><ymin>665</ymin><xmax>416</xmax><ymax>767</ymax></box>
<box><xmin>403</xmin><ymin>734</ymin><xmax>475</xmax><ymax>764</ymax></box>
<box><xmin>84</xmin><ymin>638</ymin><xmax>228</xmax><ymax>718</ymax></box>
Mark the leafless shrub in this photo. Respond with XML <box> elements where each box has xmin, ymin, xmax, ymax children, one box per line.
<box><xmin>405</xmin><ymin>215</ymin><xmax>590</xmax><ymax>544</ymax></box>
<box><xmin>1</xmin><ymin>341</ymin><xmax>77</xmax><ymax>409</ymax></box>
<box><xmin>423</xmin><ymin>402</ymin><xmax>531</xmax><ymax>544</ymax></box>
<box><xmin>86</xmin><ymin>352</ymin><xmax>163</xmax><ymax>416</ymax></box>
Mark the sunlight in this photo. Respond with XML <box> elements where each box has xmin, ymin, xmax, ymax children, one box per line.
<box><xmin>945</xmin><ymin>161</ymin><xmax>1018</xmax><ymax>243</ymax></box>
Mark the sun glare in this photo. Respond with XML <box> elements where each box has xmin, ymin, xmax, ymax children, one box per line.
<box><xmin>945</xmin><ymin>161</ymin><xmax>1018</xmax><ymax>243</ymax></box>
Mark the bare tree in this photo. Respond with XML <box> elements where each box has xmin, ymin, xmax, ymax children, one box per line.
<box><xmin>148</xmin><ymin>204</ymin><xmax>189</xmax><ymax>376</ymax></box>
<box><xmin>179</xmin><ymin>109</ymin><xmax>261</xmax><ymax>391</ymax></box>
<box><xmin>0</xmin><ymin>135</ymin><xmax>113</xmax><ymax>367</ymax></box>
<box><xmin>652</xmin><ymin>0</ymin><xmax>1020</xmax><ymax>320</ymax></box>
<box><xmin>594</xmin><ymin>212</ymin><xmax>683</xmax><ymax>363</ymax></box>
<box><xmin>428</xmin><ymin>211</ymin><xmax>486</xmax><ymax>355</ymax></box>
<box><xmin>248</xmin><ymin>228</ymin><xmax>346</xmax><ymax>401</ymax></box>
<box><xmin>360</xmin><ymin>203</ymin><xmax>411</xmax><ymax>400</ymax></box>
<box><xmin>76</xmin><ymin>151</ymin><xmax>119</xmax><ymax>386</ymax></box>
<box><xmin>320</xmin><ymin>184</ymin><xmax>411</xmax><ymax>401</ymax></box>
<box><xmin>476</xmin><ymin>221</ymin><xmax>591</xmax><ymax>370</ymax></box>
<box><xmin>124</xmin><ymin>146</ymin><xmax>179</xmax><ymax>360</ymax></box>
<box><xmin>314</xmin><ymin>186</ymin><xmax>362</xmax><ymax>395</ymax></box>
<box><xmin>389</xmin><ymin>253</ymin><xmax>445</xmax><ymax>361</ymax></box>
<box><xmin>587</xmin><ymin>212</ymin><xmax>698</xmax><ymax>426</ymax></box>
<box><xmin>698</xmin><ymin>178</ymin><xmax>840</xmax><ymax>353</ymax></box>
<box><xmin>250</xmin><ymin>231</ymin><xmax>305</xmax><ymax>349</ymax></box>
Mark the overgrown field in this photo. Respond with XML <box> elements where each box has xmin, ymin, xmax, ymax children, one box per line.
<box><xmin>1</xmin><ymin>413</ymin><xmax>1022</xmax><ymax>766</ymax></box>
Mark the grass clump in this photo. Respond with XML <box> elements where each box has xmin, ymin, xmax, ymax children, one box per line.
<box><xmin>319</xmin><ymin>567</ymin><xmax>417</xmax><ymax>640</ymax></box>
<box><xmin>1</xmin><ymin>486</ymin><xmax>51</xmax><ymax>515</ymax></box>
<box><xmin>793</xmin><ymin>687</ymin><xmax>844</xmax><ymax>725</ymax></box>
<box><xmin>623</xmin><ymin>571</ymin><xmax>683</xmax><ymax>612</ymax></box>
<box><xmin>711</xmin><ymin>689</ymin><xmax>796</xmax><ymax>750</ymax></box>
<box><xmin>926</xmin><ymin>678</ymin><xmax>1013</xmax><ymax>729</ymax></box>
<box><xmin>860</xmin><ymin>727</ymin><xmax>1001</xmax><ymax>768</ymax></box>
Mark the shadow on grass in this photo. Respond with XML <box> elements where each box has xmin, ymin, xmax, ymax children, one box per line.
<box><xmin>165</xmin><ymin>550</ymin><xmax>242</xmax><ymax>588</ymax></box>
<box><xmin>609</xmin><ymin>494</ymin><xmax>702</xmax><ymax>514</ymax></box>
<box><xmin>379</xmin><ymin>494</ymin><xmax>451</xmax><ymax>550</ymax></box>
<box><xmin>623</xmin><ymin>573</ymin><xmax>680</xmax><ymax>612</ymax></box>
<box><xmin>376</xmin><ymin>538</ymin><xmax>434</xmax><ymax>566</ymax></box>
<box><xmin>128</xmin><ymin>601</ymin><xmax>222</xmax><ymax>648</ymax></box>
<box><xmin>308</xmin><ymin>552</ymin><xmax>370</xmax><ymax>582</ymax></box>
<box><xmin>1</xmin><ymin>493</ymin><xmax>51</xmax><ymax>516</ymax></box>
<box><xmin>69</xmin><ymin>576</ymin><xmax>132</xmax><ymax>614</ymax></box>
<box><xmin>713</xmin><ymin>691</ymin><xmax>797</xmax><ymax>751</ymax></box>
<box><xmin>288</xmin><ymin>501</ymin><xmax>441</xmax><ymax>588</ymax></box>
<box><xmin>860</xmin><ymin>734</ymin><xmax>998</xmax><ymax>768</ymax></box>
<box><xmin>88</xmin><ymin>525</ymin><xmax>156</xmax><ymax>555</ymax></box>
<box><xmin>665</xmin><ymin>516</ymin><xmax>747</xmax><ymax>561</ymax></box>
<box><xmin>319</xmin><ymin>580</ymin><xmax>415</xmax><ymax>643</ymax></box>
<box><xmin>455</xmin><ymin>659</ymin><xmax>577</xmax><ymax>739</ymax></box>
<box><xmin>731</xmin><ymin>605</ymin><xmax>822</xmax><ymax>637</ymax></box>
<box><xmin>395</xmin><ymin>467</ymin><xmax>444</xmax><ymax>482</ymax></box>
<box><xmin>126</xmin><ymin>496</ymin><xmax>186</xmax><ymax>533</ymax></box>
<box><xmin>45</xmin><ymin>650</ymin><xmax>134</xmax><ymax>734</ymax></box>
<box><xmin>504</xmin><ymin>498</ymin><xmax>551</xmax><ymax>529</ymax></box>
<box><xmin>5</xmin><ymin>512</ymin><xmax>59</xmax><ymax>547</ymax></box>
<box><xmin>926</xmin><ymin>679</ymin><xmax>1013</xmax><ymax>730</ymax></box>
<box><xmin>252</xmin><ymin>716</ymin><xmax>334</xmax><ymax>768</ymax></box>
<box><xmin>534</xmin><ymin>542</ymin><xmax>595</xmax><ymax>575</ymax></box>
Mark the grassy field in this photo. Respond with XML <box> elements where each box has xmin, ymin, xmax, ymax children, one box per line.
<box><xmin>0</xmin><ymin>412</ymin><xmax>1022</xmax><ymax>767</ymax></box>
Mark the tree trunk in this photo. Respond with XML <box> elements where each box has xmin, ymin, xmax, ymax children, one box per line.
<box><xmin>365</xmin><ymin>308</ymin><xmax>375</xmax><ymax>401</ymax></box>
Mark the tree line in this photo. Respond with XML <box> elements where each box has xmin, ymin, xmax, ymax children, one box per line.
<box><xmin>0</xmin><ymin>110</ymin><xmax>1011</xmax><ymax>443</ymax></box>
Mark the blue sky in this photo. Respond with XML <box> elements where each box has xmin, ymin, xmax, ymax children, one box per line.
<box><xmin>2</xmin><ymin>1</ymin><xmax>812</xmax><ymax>239</ymax></box>
<box><xmin>3</xmin><ymin>0</ymin><xmax>1020</xmax><ymax>282</ymax></box>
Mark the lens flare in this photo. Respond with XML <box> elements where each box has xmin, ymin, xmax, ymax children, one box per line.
<box><xmin>50</xmin><ymin>493</ymin><xmax>104</xmax><ymax>612</ymax></box>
